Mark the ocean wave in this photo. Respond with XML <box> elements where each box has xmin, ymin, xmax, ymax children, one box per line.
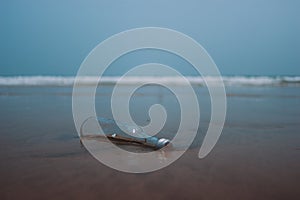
<box><xmin>0</xmin><ymin>76</ymin><xmax>299</xmax><ymax>86</ymax></box>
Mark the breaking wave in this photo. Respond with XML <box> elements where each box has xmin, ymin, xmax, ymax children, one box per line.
<box><xmin>0</xmin><ymin>76</ymin><xmax>299</xmax><ymax>86</ymax></box>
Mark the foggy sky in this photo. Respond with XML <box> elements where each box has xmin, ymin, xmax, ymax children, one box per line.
<box><xmin>1</xmin><ymin>0</ymin><xmax>299</xmax><ymax>76</ymax></box>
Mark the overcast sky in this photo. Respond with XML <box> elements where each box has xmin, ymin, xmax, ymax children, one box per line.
<box><xmin>1</xmin><ymin>0</ymin><xmax>299</xmax><ymax>76</ymax></box>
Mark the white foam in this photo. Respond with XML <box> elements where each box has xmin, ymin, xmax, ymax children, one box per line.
<box><xmin>0</xmin><ymin>76</ymin><xmax>299</xmax><ymax>86</ymax></box>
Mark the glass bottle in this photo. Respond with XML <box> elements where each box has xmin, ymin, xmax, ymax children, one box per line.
<box><xmin>80</xmin><ymin>117</ymin><xmax>170</xmax><ymax>149</ymax></box>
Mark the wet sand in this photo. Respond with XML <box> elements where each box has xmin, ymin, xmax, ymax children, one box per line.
<box><xmin>0</xmin><ymin>85</ymin><xmax>299</xmax><ymax>199</ymax></box>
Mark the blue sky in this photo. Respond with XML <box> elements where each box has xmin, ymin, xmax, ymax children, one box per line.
<box><xmin>0</xmin><ymin>0</ymin><xmax>299</xmax><ymax>76</ymax></box>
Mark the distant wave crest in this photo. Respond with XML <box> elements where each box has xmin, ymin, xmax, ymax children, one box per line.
<box><xmin>0</xmin><ymin>76</ymin><xmax>299</xmax><ymax>86</ymax></box>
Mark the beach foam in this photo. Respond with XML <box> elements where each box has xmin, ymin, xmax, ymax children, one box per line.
<box><xmin>0</xmin><ymin>76</ymin><xmax>299</xmax><ymax>86</ymax></box>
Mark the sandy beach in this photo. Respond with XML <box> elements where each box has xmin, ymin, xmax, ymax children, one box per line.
<box><xmin>0</xmin><ymin>84</ymin><xmax>299</xmax><ymax>199</ymax></box>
